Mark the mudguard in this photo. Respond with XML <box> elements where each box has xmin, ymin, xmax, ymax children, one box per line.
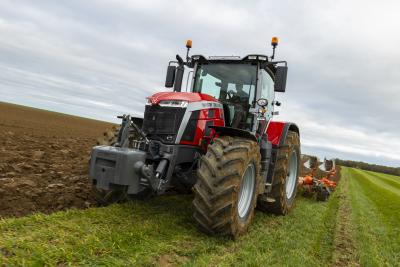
<box><xmin>267</xmin><ymin>121</ymin><xmax>300</xmax><ymax>147</ymax></box>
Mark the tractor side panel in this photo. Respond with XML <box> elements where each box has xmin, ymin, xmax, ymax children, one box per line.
<box><xmin>179</xmin><ymin>108</ymin><xmax>224</xmax><ymax>147</ymax></box>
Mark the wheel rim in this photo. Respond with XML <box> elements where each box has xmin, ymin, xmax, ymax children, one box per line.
<box><xmin>286</xmin><ymin>150</ymin><xmax>298</xmax><ymax>199</ymax></box>
<box><xmin>238</xmin><ymin>163</ymin><xmax>255</xmax><ymax>219</ymax></box>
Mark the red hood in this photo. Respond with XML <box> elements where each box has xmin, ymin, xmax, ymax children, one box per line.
<box><xmin>148</xmin><ymin>92</ymin><xmax>218</xmax><ymax>105</ymax></box>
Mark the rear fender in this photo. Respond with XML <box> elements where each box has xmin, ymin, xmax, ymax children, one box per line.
<box><xmin>264</xmin><ymin>122</ymin><xmax>300</xmax><ymax>190</ymax></box>
<box><xmin>266</xmin><ymin>122</ymin><xmax>299</xmax><ymax>147</ymax></box>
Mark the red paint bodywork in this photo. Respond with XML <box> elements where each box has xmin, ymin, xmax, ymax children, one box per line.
<box><xmin>148</xmin><ymin>92</ymin><xmax>218</xmax><ymax>105</ymax></box>
<box><xmin>179</xmin><ymin>108</ymin><xmax>224</xmax><ymax>146</ymax></box>
<box><xmin>266</xmin><ymin>121</ymin><xmax>286</xmax><ymax>146</ymax></box>
<box><xmin>147</xmin><ymin>91</ymin><xmax>288</xmax><ymax>148</ymax></box>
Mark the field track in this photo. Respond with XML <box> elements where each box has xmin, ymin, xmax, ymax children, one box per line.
<box><xmin>1</xmin><ymin>102</ymin><xmax>399</xmax><ymax>266</ymax></box>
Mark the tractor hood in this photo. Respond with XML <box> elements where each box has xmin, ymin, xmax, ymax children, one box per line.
<box><xmin>148</xmin><ymin>92</ymin><xmax>218</xmax><ymax>105</ymax></box>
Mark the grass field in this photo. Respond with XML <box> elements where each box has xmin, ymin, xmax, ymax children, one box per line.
<box><xmin>1</xmin><ymin>167</ymin><xmax>399</xmax><ymax>266</ymax></box>
<box><xmin>347</xmin><ymin>168</ymin><xmax>400</xmax><ymax>266</ymax></box>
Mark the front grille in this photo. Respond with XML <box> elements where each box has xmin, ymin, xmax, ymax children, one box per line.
<box><xmin>142</xmin><ymin>105</ymin><xmax>186</xmax><ymax>144</ymax></box>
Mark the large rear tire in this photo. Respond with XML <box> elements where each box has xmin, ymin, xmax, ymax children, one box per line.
<box><xmin>193</xmin><ymin>136</ymin><xmax>261</xmax><ymax>238</ymax></box>
<box><xmin>258</xmin><ymin>131</ymin><xmax>300</xmax><ymax>214</ymax></box>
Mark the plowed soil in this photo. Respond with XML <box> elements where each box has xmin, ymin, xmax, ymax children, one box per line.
<box><xmin>0</xmin><ymin>102</ymin><xmax>113</xmax><ymax>217</ymax></box>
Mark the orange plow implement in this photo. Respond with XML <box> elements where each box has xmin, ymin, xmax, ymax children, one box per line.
<box><xmin>298</xmin><ymin>157</ymin><xmax>337</xmax><ymax>201</ymax></box>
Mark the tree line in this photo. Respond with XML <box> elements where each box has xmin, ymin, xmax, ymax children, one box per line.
<box><xmin>335</xmin><ymin>158</ymin><xmax>400</xmax><ymax>177</ymax></box>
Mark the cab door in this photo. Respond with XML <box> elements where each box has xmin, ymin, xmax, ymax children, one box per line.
<box><xmin>259</xmin><ymin>69</ymin><xmax>275</xmax><ymax>122</ymax></box>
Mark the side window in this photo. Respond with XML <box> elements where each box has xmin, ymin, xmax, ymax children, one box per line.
<box><xmin>260</xmin><ymin>70</ymin><xmax>274</xmax><ymax>102</ymax></box>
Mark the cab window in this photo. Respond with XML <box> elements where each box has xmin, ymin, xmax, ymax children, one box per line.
<box><xmin>260</xmin><ymin>69</ymin><xmax>274</xmax><ymax>101</ymax></box>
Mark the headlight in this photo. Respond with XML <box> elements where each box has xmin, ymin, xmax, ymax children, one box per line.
<box><xmin>257</xmin><ymin>98</ymin><xmax>268</xmax><ymax>107</ymax></box>
<box><xmin>158</xmin><ymin>100</ymin><xmax>188</xmax><ymax>108</ymax></box>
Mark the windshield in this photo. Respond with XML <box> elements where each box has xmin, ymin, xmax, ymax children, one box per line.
<box><xmin>193</xmin><ymin>63</ymin><xmax>257</xmax><ymax>106</ymax></box>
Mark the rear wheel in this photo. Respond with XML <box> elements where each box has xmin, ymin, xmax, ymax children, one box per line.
<box><xmin>193</xmin><ymin>136</ymin><xmax>261</xmax><ymax>238</ymax></box>
<box><xmin>258</xmin><ymin>131</ymin><xmax>300</xmax><ymax>214</ymax></box>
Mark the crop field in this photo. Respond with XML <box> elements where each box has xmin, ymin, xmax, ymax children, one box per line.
<box><xmin>0</xmin><ymin>102</ymin><xmax>399</xmax><ymax>266</ymax></box>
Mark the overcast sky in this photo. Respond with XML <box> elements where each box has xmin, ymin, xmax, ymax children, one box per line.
<box><xmin>0</xmin><ymin>0</ymin><xmax>399</xmax><ymax>167</ymax></box>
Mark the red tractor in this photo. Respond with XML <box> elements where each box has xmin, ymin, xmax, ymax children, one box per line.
<box><xmin>90</xmin><ymin>38</ymin><xmax>300</xmax><ymax>238</ymax></box>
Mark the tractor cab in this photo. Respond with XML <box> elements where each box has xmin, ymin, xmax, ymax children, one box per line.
<box><xmin>190</xmin><ymin>56</ymin><xmax>282</xmax><ymax>132</ymax></box>
<box><xmin>192</xmin><ymin>58</ymin><xmax>261</xmax><ymax>131</ymax></box>
<box><xmin>164</xmin><ymin>39</ymin><xmax>288</xmax><ymax>138</ymax></box>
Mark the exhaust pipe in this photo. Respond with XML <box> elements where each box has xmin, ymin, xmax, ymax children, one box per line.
<box><xmin>174</xmin><ymin>55</ymin><xmax>184</xmax><ymax>92</ymax></box>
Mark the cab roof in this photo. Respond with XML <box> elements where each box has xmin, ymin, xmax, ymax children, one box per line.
<box><xmin>191</xmin><ymin>54</ymin><xmax>270</xmax><ymax>63</ymax></box>
<box><xmin>190</xmin><ymin>54</ymin><xmax>280</xmax><ymax>74</ymax></box>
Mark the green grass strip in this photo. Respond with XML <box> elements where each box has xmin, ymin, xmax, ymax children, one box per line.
<box><xmin>0</xmin><ymin>188</ymin><xmax>342</xmax><ymax>266</ymax></box>
<box><xmin>353</xmin><ymin>169</ymin><xmax>400</xmax><ymax>195</ymax></box>
<box><xmin>346</xmin><ymin>167</ymin><xmax>400</xmax><ymax>267</ymax></box>
<box><xmin>363</xmin><ymin>170</ymin><xmax>400</xmax><ymax>191</ymax></box>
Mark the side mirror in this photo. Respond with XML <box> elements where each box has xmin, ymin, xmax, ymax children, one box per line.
<box><xmin>165</xmin><ymin>66</ymin><xmax>176</xmax><ymax>88</ymax></box>
<box><xmin>274</xmin><ymin>66</ymin><xmax>288</xmax><ymax>92</ymax></box>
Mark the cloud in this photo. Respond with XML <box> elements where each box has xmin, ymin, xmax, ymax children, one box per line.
<box><xmin>0</xmin><ymin>0</ymin><xmax>399</xmax><ymax>166</ymax></box>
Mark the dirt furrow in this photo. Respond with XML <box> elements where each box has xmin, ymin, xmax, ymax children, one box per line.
<box><xmin>332</xmin><ymin>174</ymin><xmax>359</xmax><ymax>266</ymax></box>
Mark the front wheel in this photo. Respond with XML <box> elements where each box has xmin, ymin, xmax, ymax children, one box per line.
<box><xmin>193</xmin><ymin>136</ymin><xmax>261</xmax><ymax>239</ymax></box>
<box><xmin>258</xmin><ymin>131</ymin><xmax>300</xmax><ymax>214</ymax></box>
